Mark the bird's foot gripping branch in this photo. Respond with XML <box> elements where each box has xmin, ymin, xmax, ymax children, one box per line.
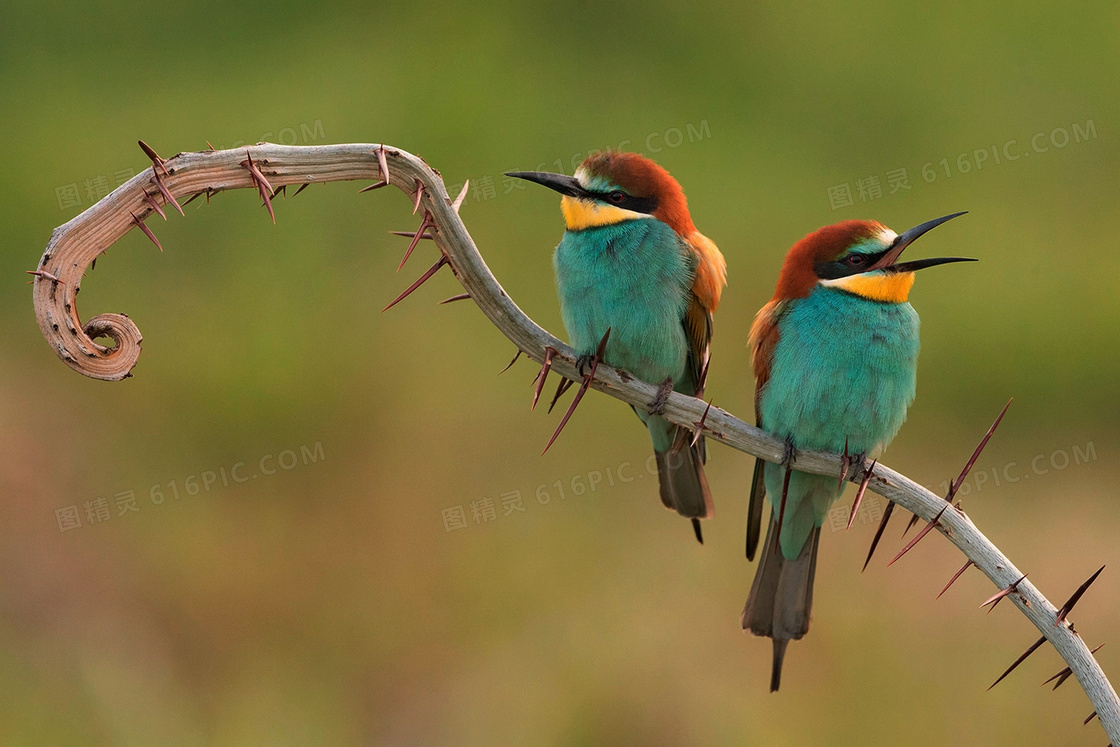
<box><xmin>31</xmin><ymin>140</ymin><xmax>1120</xmax><ymax>742</ymax></box>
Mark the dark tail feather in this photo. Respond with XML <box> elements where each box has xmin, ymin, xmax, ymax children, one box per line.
<box><xmin>654</xmin><ymin>434</ymin><xmax>713</xmax><ymax>537</ymax></box>
<box><xmin>741</xmin><ymin>515</ymin><xmax>820</xmax><ymax>691</ymax></box>
<box><xmin>746</xmin><ymin>457</ymin><xmax>767</xmax><ymax>560</ymax></box>
<box><xmin>770</xmin><ymin>640</ymin><xmax>789</xmax><ymax>692</ymax></box>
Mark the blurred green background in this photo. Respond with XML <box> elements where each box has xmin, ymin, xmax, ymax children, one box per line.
<box><xmin>1</xmin><ymin>1</ymin><xmax>1118</xmax><ymax>744</ymax></box>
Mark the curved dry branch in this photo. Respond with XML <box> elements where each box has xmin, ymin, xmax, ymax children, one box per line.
<box><xmin>32</xmin><ymin>142</ymin><xmax>1119</xmax><ymax>740</ymax></box>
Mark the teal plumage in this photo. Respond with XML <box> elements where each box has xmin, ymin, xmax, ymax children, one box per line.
<box><xmin>554</xmin><ymin>219</ymin><xmax>698</xmax><ymax>452</ymax></box>
<box><xmin>742</xmin><ymin>214</ymin><xmax>971</xmax><ymax>691</ymax></box>
<box><xmin>760</xmin><ymin>284</ymin><xmax>919</xmax><ymax>557</ymax></box>
<box><xmin>507</xmin><ymin>152</ymin><xmax>727</xmax><ymax>539</ymax></box>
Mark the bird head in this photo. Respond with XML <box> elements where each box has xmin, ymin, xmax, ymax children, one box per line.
<box><xmin>773</xmin><ymin>213</ymin><xmax>974</xmax><ymax>303</ymax></box>
<box><xmin>506</xmin><ymin>152</ymin><xmax>696</xmax><ymax>235</ymax></box>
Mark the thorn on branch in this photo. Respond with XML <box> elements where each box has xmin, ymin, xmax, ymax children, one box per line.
<box><xmin>138</xmin><ymin>139</ymin><xmax>168</xmax><ymax>176</ymax></box>
<box><xmin>837</xmin><ymin>438</ymin><xmax>850</xmax><ymax>491</ymax></box>
<box><xmin>439</xmin><ymin>293</ymin><xmax>471</xmax><ymax>305</ymax></box>
<box><xmin>989</xmin><ymin>635</ymin><xmax>1047</xmax><ymax>690</ymax></box>
<box><xmin>396</xmin><ymin>211</ymin><xmax>435</xmax><ymax>272</ymax></box>
<box><xmin>377</xmin><ymin>145</ymin><xmax>390</xmax><ymax>187</ymax></box>
<box><xmin>862</xmin><ymin>499</ymin><xmax>896</xmax><ymax>572</ymax></box>
<box><xmin>498</xmin><ymin>349</ymin><xmax>521</xmax><ymax>374</ymax></box>
<box><xmin>129</xmin><ymin>212</ymin><xmax>163</xmax><ymax>252</ymax></box>
<box><xmin>1056</xmin><ymin>566</ymin><xmax>1106</xmax><ymax>626</ymax></box>
<box><xmin>150</xmin><ymin>169</ymin><xmax>184</xmax><ymax>217</ymax></box>
<box><xmin>980</xmin><ymin>573</ymin><xmax>1028</xmax><ymax>614</ymax></box>
<box><xmin>293</xmin><ymin>182</ymin><xmax>311</xmax><ymax>197</ymax></box>
<box><xmin>542</xmin><ymin>328</ymin><xmax>610</xmax><ymax>455</ymax></box>
<box><xmin>947</xmin><ymin>397</ymin><xmax>1013</xmax><ymax>505</ymax></box>
<box><xmin>1043</xmin><ymin>644</ymin><xmax>1105</xmax><ymax>689</ymax></box>
<box><xmin>1086</xmin><ymin>710</ymin><xmax>1099</xmax><ymax>725</ymax></box>
<box><xmin>412</xmin><ymin>180</ymin><xmax>425</xmax><ymax>215</ymax></box>
<box><xmin>142</xmin><ymin>191</ymin><xmax>167</xmax><ymax>220</ymax></box>
<box><xmin>240</xmin><ymin>151</ymin><xmax>276</xmax><ymax>223</ymax></box>
<box><xmin>937</xmin><ymin>559</ymin><xmax>974</xmax><ymax>599</ymax></box>
<box><xmin>531</xmin><ymin>347</ymin><xmax>556</xmax><ymax>410</ymax></box>
<box><xmin>547</xmin><ymin>377</ymin><xmax>574</xmax><ymax>414</ymax></box>
<box><xmin>452</xmin><ymin>181</ymin><xmax>470</xmax><ymax>213</ymax></box>
<box><xmin>886</xmin><ymin>504</ymin><xmax>947</xmax><ymax>567</ymax></box>
<box><xmin>382</xmin><ymin>254</ymin><xmax>448</xmax><ymax>312</ymax></box>
<box><xmin>26</xmin><ymin>269</ymin><xmax>65</xmax><ymax>285</ymax></box>
<box><xmin>846</xmin><ymin>459</ymin><xmax>876</xmax><ymax>531</ymax></box>
<box><xmin>690</xmin><ymin>399</ymin><xmax>713</xmax><ymax>448</ymax></box>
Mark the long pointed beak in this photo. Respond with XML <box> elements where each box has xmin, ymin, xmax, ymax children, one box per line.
<box><xmin>872</xmin><ymin>211</ymin><xmax>974</xmax><ymax>273</ymax></box>
<box><xmin>505</xmin><ymin>171</ymin><xmax>588</xmax><ymax>199</ymax></box>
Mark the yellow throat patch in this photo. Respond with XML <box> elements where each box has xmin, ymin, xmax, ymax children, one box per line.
<box><xmin>561</xmin><ymin>195</ymin><xmax>649</xmax><ymax>230</ymax></box>
<box><xmin>823</xmin><ymin>271</ymin><xmax>916</xmax><ymax>303</ymax></box>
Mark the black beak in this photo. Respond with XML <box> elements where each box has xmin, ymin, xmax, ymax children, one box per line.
<box><xmin>505</xmin><ymin>171</ymin><xmax>590</xmax><ymax>199</ymax></box>
<box><xmin>873</xmin><ymin>211</ymin><xmax>976</xmax><ymax>273</ymax></box>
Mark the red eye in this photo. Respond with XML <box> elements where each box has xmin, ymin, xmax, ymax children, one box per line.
<box><xmin>846</xmin><ymin>254</ymin><xmax>866</xmax><ymax>266</ymax></box>
<box><xmin>608</xmin><ymin>191</ymin><xmax>625</xmax><ymax>204</ymax></box>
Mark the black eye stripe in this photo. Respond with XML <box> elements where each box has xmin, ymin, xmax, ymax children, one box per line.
<box><xmin>591</xmin><ymin>190</ymin><xmax>658</xmax><ymax>215</ymax></box>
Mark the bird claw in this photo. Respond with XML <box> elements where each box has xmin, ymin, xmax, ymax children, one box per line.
<box><xmin>542</xmin><ymin>329</ymin><xmax>610</xmax><ymax>454</ymax></box>
<box><xmin>782</xmin><ymin>437</ymin><xmax>798</xmax><ymax>467</ymax></box>
<box><xmin>648</xmin><ymin>377</ymin><xmax>674</xmax><ymax>416</ymax></box>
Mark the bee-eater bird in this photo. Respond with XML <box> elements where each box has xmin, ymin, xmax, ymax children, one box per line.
<box><xmin>742</xmin><ymin>212</ymin><xmax>973</xmax><ymax>691</ymax></box>
<box><xmin>507</xmin><ymin>153</ymin><xmax>727</xmax><ymax>542</ymax></box>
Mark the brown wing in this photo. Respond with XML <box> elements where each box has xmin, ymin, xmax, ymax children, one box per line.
<box><xmin>746</xmin><ymin>299</ymin><xmax>786</xmax><ymax>560</ymax></box>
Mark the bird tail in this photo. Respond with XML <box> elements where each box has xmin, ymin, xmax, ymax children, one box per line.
<box><xmin>654</xmin><ymin>433</ymin><xmax>713</xmax><ymax>541</ymax></box>
<box><xmin>741</xmin><ymin>515</ymin><xmax>820</xmax><ymax>692</ymax></box>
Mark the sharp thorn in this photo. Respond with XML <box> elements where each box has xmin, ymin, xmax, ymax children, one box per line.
<box><xmin>498</xmin><ymin>348</ymin><xmax>521</xmax><ymax>374</ymax></box>
<box><xmin>452</xmin><ymin>180</ymin><xmax>470</xmax><ymax>213</ymax></box>
<box><xmin>25</xmin><ymin>269</ymin><xmax>65</xmax><ymax>284</ymax></box>
<box><xmin>389</xmin><ymin>230</ymin><xmax>436</xmax><ymax>240</ymax></box>
<box><xmin>542</xmin><ymin>329</ymin><xmax>609</xmax><ymax>454</ymax></box>
<box><xmin>359</xmin><ymin>180</ymin><xmax>389</xmax><ymax>193</ymax></box>
<box><xmin>980</xmin><ymin>573</ymin><xmax>1028</xmax><ymax>613</ymax></box>
<box><xmin>182</xmin><ymin>191</ymin><xmax>204</xmax><ymax>207</ymax></box>
<box><xmin>887</xmin><ymin>505</ymin><xmax>948</xmax><ymax>567</ymax></box>
<box><xmin>937</xmin><ymin>559</ymin><xmax>974</xmax><ymax>599</ymax></box>
<box><xmin>862</xmin><ymin>500</ymin><xmax>896</xmax><ymax>572</ymax></box>
<box><xmin>377</xmin><ymin>145</ymin><xmax>390</xmax><ymax>187</ymax></box>
<box><xmin>142</xmin><ymin>191</ymin><xmax>167</xmax><ymax>220</ymax></box>
<box><xmin>947</xmin><ymin>398</ymin><xmax>1013</xmax><ymax>503</ymax></box>
<box><xmin>397</xmin><ymin>213</ymin><xmax>433</xmax><ymax>271</ymax></box>
<box><xmin>1043</xmin><ymin>644</ymin><xmax>1104</xmax><ymax>689</ymax></box>
<box><xmin>1085</xmin><ymin>711</ymin><xmax>1098</xmax><ymax>725</ymax></box>
<box><xmin>439</xmin><ymin>292</ymin><xmax>471</xmax><ymax>305</ymax></box>
<box><xmin>531</xmin><ymin>348</ymin><xmax>555</xmax><ymax>410</ymax></box>
<box><xmin>240</xmin><ymin>152</ymin><xmax>275</xmax><ymax>195</ymax></box>
<box><xmin>690</xmin><ymin>399</ymin><xmax>714</xmax><ymax>448</ymax></box>
<box><xmin>382</xmin><ymin>255</ymin><xmax>448</xmax><ymax>311</ymax></box>
<box><xmin>837</xmin><ymin>438</ymin><xmax>850</xmax><ymax>491</ymax></box>
<box><xmin>547</xmin><ymin>377</ymin><xmax>574</xmax><ymax>414</ymax></box>
<box><xmin>902</xmin><ymin>512</ymin><xmax>922</xmax><ymax>538</ymax></box>
<box><xmin>138</xmin><ymin>139</ymin><xmax>168</xmax><ymax>175</ymax></box>
<box><xmin>293</xmin><ymin>182</ymin><xmax>310</xmax><ymax>197</ymax></box>
<box><xmin>846</xmin><ymin>459</ymin><xmax>876</xmax><ymax>531</ymax></box>
<box><xmin>988</xmin><ymin>636</ymin><xmax>1046</xmax><ymax>690</ymax></box>
<box><xmin>412</xmin><ymin>180</ymin><xmax>425</xmax><ymax>214</ymax></box>
<box><xmin>130</xmin><ymin>211</ymin><xmax>163</xmax><ymax>252</ymax></box>
<box><xmin>1056</xmin><ymin>565</ymin><xmax>1106</xmax><ymax>626</ymax></box>
<box><xmin>206</xmin><ymin>141</ymin><xmax>216</xmax><ymax>151</ymax></box>
<box><xmin>274</xmin><ymin>184</ymin><xmax>286</xmax><ymax>199</ymax></box>
<box><xmin>692</xmin><ymin>518</ymin><xmax>703</xmax><ymax>544</ymax></box>
<box><xmin>151</xmin><ymin>171</ymin><xmax>184</xmax><ymax>216</ymax></box>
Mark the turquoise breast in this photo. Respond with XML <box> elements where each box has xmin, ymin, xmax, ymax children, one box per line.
<box><xmin>552</xmin><ymin>218</ymin><xmax>694</xmax><ymax>385</ymax></box>
<box><xmin>760</xmin><ymin>285</ymin><xmax>920</xmax><ymax>455</ymax></box>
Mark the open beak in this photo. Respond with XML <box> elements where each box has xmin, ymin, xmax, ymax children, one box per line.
<box><xmin>505</xmin><ymin>171</ymin><xmax>590</xmax><ymax>200</ymax></box>
<box><xmin>872</xmin><ymin>211</ymin><xmax>977</xmax><ymax>273</ymax></box>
